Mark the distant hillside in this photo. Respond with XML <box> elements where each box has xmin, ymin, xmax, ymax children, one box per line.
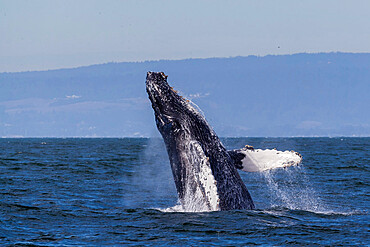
<box><xmin>1</xmin><ymin>53</ymin><xmax>369</xmax><ymax>137</ymax></box>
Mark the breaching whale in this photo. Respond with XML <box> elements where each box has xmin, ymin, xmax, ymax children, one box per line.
<box><xmin>146</xmin><ymin>72</ymin><xmax>302</xmax><ymax>211</ymax></box>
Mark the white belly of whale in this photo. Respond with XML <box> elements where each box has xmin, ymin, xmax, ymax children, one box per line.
<box><xmin>181</xmin><ymin>140</ymin><xmax>220</xmax><ymax>212</ymax></box>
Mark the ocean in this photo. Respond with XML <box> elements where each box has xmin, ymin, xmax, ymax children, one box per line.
<box><xmin>0</xmin><ymin>137</ymin><xmax>368</xmax><ymax>246</ymax></box>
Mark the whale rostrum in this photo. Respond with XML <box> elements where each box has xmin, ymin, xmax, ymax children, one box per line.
<box><xmin>146</xmin><ymin>72</ymin><xmax>302</xmax><ymax>211</ymax></box>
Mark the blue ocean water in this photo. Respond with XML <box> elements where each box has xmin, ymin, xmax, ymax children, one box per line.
<box><xmin>0</xmin><ymin>137</ymin><xmax>368</xmax><ymax>246</ymax></box>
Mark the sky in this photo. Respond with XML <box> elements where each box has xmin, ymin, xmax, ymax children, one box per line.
<box><xmin>1</xmin><ymin>0</ymin><xmax>370</xmax><ymax>72</ymax></box>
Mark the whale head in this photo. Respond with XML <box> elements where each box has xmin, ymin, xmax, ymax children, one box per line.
<box><xmin>146</xmin><ymin>71</ymin><xmax>216</xmax><ymax>150</ymax></box>
<box><xmin>145</xmin><ymin>71</ymin><xmax>189</xmax><ymax>134</ymax></box>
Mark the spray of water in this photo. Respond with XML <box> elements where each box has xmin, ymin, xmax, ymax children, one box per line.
<box><xmin>134</xmin><ymin>136</ymin><xmax>329</xmax><ymax>213</ymax></box>
<box><xmin>261</xmin><ymin>165</ymin><xmax>326</xmax><ymax>212</ymax></box>
<box><xmin>122</xmin><ymin>137</ymin><xmax>177</xmax><ymax>209</ymax></box>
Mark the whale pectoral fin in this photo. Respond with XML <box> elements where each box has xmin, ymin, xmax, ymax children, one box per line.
<box><xmin>228</xmin><ymin>148</ymin><xmax>302</xmax><ymax>172</ymax></box>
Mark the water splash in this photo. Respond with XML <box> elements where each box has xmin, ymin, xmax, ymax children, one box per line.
<box><xmin>188</xmin><ymin>100</ymin><xmax>206</xmax><ymax>119</ymax></box>
<box><xmin>261</xmin><ymin>166</ymin><xmax>326</xmax><ymax>212</ymax></box>
<box><xmin>123</xmin><ymin>138</ymin><xmax>177</xmax><ymax>209</ymax></box>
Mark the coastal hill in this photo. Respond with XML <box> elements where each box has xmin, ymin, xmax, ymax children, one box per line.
<box><xmin>1</xmin><ymin>53</ymin><xmax>369</xmax><ymax>137</ymax></box>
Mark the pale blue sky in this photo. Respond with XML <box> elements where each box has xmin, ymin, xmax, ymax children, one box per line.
<box><xmin>1</xmin><ymin>0</ymin><xmax>370</xmax><ymax>72</ymax></box>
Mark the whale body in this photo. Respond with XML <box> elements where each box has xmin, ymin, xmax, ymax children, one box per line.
<box><xmin>146</xmin><ymin>72</ymin><xmax>302</xmax><ymax>211</ymax></box>
<box><xmin>146</xmin><ymin>71</ymin><xmax>254</xmax><ymax>211</ymax></box>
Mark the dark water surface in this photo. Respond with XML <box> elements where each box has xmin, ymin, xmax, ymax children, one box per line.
<box><xmin>0</xmin><ymin>138</ymin><xmax>368</xmax><ymax>246</ymax></box>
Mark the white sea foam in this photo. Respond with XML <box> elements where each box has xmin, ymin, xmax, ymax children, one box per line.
<box><xmin>155</xmin><ymin>204</ymin><xmax>184</xmax><ymax>213</ymax></box>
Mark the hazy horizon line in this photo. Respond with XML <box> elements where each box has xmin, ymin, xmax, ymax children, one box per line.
<box><xmin>1</xmin><ymin>51</ymin><xmax>369</xmax><ymax>74</ymax></box>
<box><xmin>2</xmin><ymin>135</ymin><xmax>369</xmax><ymax>139</ymax></box>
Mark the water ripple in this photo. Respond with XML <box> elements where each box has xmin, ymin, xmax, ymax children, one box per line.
<box><xmin>0</xmin><ymin>138</ymin><xmax>368</xmax><ymax>246</ymax></box>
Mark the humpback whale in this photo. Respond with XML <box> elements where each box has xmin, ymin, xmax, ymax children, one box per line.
<box><xmin>146</xmin><ymin>72</ymin><xmax>302</xmax><ymax>211</ymax></box>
